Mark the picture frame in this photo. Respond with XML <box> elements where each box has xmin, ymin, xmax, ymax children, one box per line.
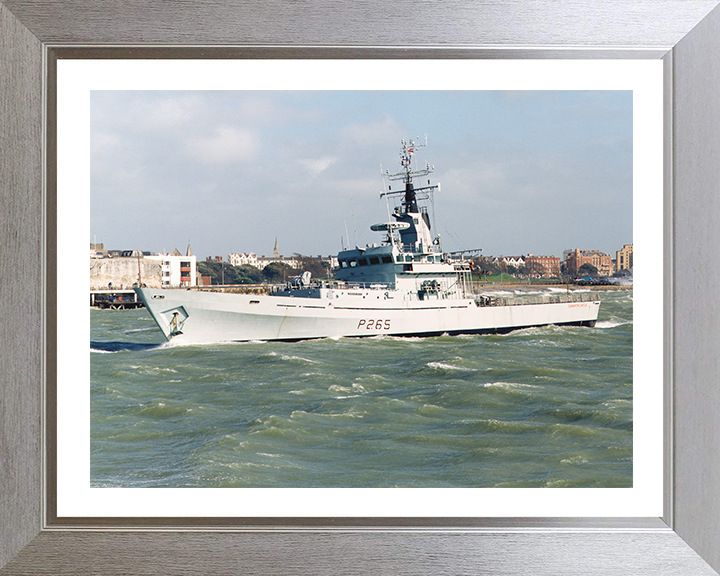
<box><xmin>2</xmin><ymin>1</ymin><xmax>720</xmax><ymax>574</ymax></box>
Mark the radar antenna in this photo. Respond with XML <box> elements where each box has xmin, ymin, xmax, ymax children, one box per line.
<box><xmin>381</xmin><ymin>136</ymin><xmax>438</xmax><ymax>214</ymax></box>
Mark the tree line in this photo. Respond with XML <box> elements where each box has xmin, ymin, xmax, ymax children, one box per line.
<box><xmin>197</xmin><ymin>255</ymin><xmax>331</xmax><ymax>286</ymax></box>
<box><xmin>198</xmin><ymin>254</ymin><xmax>631</xmax><ymax>286</ymax></box>
<box><xmin>470</xmin><ymin>257</ymin><xmax>632</xmax><ymax>280</ymax></box>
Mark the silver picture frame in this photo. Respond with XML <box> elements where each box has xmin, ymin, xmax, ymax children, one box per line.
<box><xmin>2</xmin><ymin>1</ymin><xmax>720</xmax><ymax>574</ymax></box>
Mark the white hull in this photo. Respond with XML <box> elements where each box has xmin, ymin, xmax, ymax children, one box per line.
<box><xmin>135</xmin><ymin>287</ymin><xmax>601</xmax><ymax>343</ymax></box>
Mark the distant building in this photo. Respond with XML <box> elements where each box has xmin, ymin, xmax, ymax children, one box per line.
<box><xmin>227</xmin><ymin>240</ymin><xmax>336</xmax><ymax>272</ymax></box>
<box><xmin>228</xmin><ymin>252</ymin><xmax>260</xmax><ymax>268</ymax></box>
<box><xmin>90</xmin><ymin>242</ymin><xmax>106</xmax><ymax>258</ymax></box>
<box><xmin>257</xmin><ymin>254</ymin><xmax>298</xmax><ymax>270</ymax></box>
<box><xmin>120</xmin><ymin>250</ymin><xmax>150</xmax><ymax>258</ymax></box>
<box><xmin>525</xmin><ymin>254</ymin><xmax>561</xmax><ymax>278</ymax></box>
<box><xmin>616</xmin><ymin>244</ymin><xmax>633</xmax><ymax>272</ymax></box>
<box><xmin>146</xmin><ymin>243</ymin><xmax>197</xmax><ymax>287</ymax></box>
<box><xmin>321</xmin><ymin>255</ymin><xmax>339</xmax><ymax>269</ymax></box>
<box><xmin>495</xmin><ymin>256</ymin><xmax>525</xmax><ymax>268</ymax></box>
<box><xmin>90</xmin><ymin>247</ymin><xmax>162</xmax><ymax>290</ymax></box>
<box><xmin>565</xmin><ymin>248</ymin><xmax>612</xmax><ymax>277</ymax></box>
<box><xmin>256</xmin><ymin>239</ymin><xmax>298</xmax><ymax>269</ymax></box>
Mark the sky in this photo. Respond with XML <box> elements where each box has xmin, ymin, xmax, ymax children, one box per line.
<box><xmin>90</xmin><ymin>90</ymin><xmax>632</xmax><ymax>261</ymax></box>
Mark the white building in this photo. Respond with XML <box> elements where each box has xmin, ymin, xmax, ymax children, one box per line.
<box><xmin>228</xmin><ymin>252</ymin><xmax>260</xmax><ymax>268</ymax></box>
<box><xmin>228</xmin><ymin>239</ymin><xmax>298</xmax><ymax>271</ymax></box>
<box><xmin>226</xmin><ymin>251</ymin><xmax>298</xmax><ymax>271</ymax></box>
<box><xmin>230</xmin><ymin>250</ymin><xmax>336</xmax><ymax>272</ymax></box>
<box><xmin>495</xmin><ymin>256</ymin><xmax>525</xmax><ymax>268</ymax></box>
<box><xmin>146</xmin><ymin>244</ymin><xmax>197</xmax><ymax>287</ymax></box>
<box><xmin>256</xmin><ymin>254</ymin><xmax>298</xmax><ymax>270</ymax></box>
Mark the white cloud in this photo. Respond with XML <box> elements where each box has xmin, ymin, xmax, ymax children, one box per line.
<box><xmin>299</xmin><ymin>156</ymin><xmax>336</xmax><ymax>174</ymax></box>
<box><xmin>339</xmin><ymin>115</ymin><xmax>405</xmax><ymax>148</ymax></box>
<box><xmin>187</xmin><ymin>126</ymin><xmax>260</xmax><ymax>164</ymax></box>
<box><xmin>145</xmin><ymin>95</ymin><xmax>203</xmax><ymax>132</ymax></box>
<box><xmin>90</xmin><ymin>89</ymin><xmax>632</xmax><ymax>258</ymax></box>
<box><xmin>90</xmin><ymin>132</ymin><xmax>122</xmax><ymax>172</ymax></box>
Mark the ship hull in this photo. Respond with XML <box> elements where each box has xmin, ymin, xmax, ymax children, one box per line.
<box><xmin>135</xmin><ymin>287</ymin><xmax>601</xmax><ymax>343</ymax></box>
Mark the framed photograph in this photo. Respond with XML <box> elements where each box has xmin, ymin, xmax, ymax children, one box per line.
<box><xmin>2</xmin><ymin>1</ymin><xmax>720</xmax><ymax>574</ymax></box>
<box><xmin>60</xmin><ymin>59</ymin><xmax>659</xmax><ymax>520</ymax></box>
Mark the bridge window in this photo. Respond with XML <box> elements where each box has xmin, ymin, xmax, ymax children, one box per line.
<box><xmin>358</xmin><ymin>258</ymin><xmax>368</xmax><ymax>266</ymax></box>
<box><xmin>369</xmin><ymin>256</ymin><xmax>380</xmax><ymax>265</ymax></box>
<box><xmin>340</xmin><ymin>260</ymin><xmax>349</xmax><ymax>268</ymax></box>
<box><xmin>405</xmin><ymin>255</ymin><xmax>413</xmax><ymax>262</ymax></box>
<box><xmin>349</xmin><ymin>260</ymin><xmax>357</xmax><ymax>267</ymax></box>
<box><xmin>381</xmin><ymin>256</ymin><xmax>393</xmax><ymax>264</ymax></box>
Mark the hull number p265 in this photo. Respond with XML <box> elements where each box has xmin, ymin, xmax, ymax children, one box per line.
<box><xmin>357</xmin><ymin>319</ymin><xmax>391</xmax><ymax>330</ymax></box>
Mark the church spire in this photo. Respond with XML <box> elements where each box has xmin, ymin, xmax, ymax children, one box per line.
<box><xmin>273</xmin><ymin>237</ymin><xmax>280</xmax><ymax>258</ymax></box>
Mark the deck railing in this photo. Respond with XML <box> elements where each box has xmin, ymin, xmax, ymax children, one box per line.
<box><xmin>475</xmin><ymin>291</ymin><xmax>600</xmax><ymax>307</ymax></box>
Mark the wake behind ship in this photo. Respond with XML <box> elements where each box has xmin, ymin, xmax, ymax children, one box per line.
<box><xmin>135</xmin><ymin>139</ymin><xmax>600</xmax><ymax>343</ymax></box>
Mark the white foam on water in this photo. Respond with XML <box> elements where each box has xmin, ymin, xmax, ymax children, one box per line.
<box><xmin>159</xmin><ymin>338</ymin><xmax>267</xmax><ymax>349</ymax></box>
<box><xmin>426</xmin><ymin>361</ymin><xmax>476</xmax><ymax>372</ymax></box>
<box><xmin>280</xmin><ymin>354</ymin><xmax>317</xmax><ymax>364</ymax></box>
<box><xmin>561</xmin><ymin>455</ymin><xmax>590</xmax><ymax>465</ymax></box>
<box><xmin>596</xmin><ymin>320</ymin><xmax>629</xmax><ymax>329</ymax></box>
<box><xmin>482</xmin><ymin>381</ymin><xmax>535</xmax><ymax>390</ymax></box>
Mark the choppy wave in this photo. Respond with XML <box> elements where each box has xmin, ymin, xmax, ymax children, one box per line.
<box><xmin>426</xmin><ymin>361</ymin><xmax>477</xmax><ymax>372</ymax></box>
<box><xmin>90</xmin><ymin>296</ymin><xmax>634</xmax><ymax>488</ymax></box>
<box><xmin>256</xmin><ymin>351</ymin><xmax>318</xmax><ymax>365</ymax></box>
<box><xmin>125</xmin><ymin>327</ymin><xmax>158</xmax><ymax>334</ymax></box>
<box><xmin>481</xmin><ymin>381</ymin><xmax>536</xmax><ymax>391</ymax></box>
<box><xmin>328</xmin><ymin>383</ymin><xmax>366</xmax><ymax>396</ymax></box>
<box><xmin>127</xmin><ymin>400</ymin><xmax>196</xmax><ymax>419</ymax></box>
<box><xmin>596</xmin><ymin>320</ymin><xmax>630</xmax><ymax>329</ymax></box>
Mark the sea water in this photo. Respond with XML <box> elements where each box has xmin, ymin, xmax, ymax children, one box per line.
<box><xmin>90</xmin><ymin>288</ymin><xmax>632</xmax><ymax>488</ymax></box>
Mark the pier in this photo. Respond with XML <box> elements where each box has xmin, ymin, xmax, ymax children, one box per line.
<box><xmin>90</xmin><ymin>289</ymin><xmax>143</xmax><ymax>309</ymax></box>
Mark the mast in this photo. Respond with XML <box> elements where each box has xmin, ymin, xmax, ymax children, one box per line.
<box><xmin>382</xmin><ymin>137</ymin><xmax>435</xmax><ymax>216</ymax></box>
<box><xmin>379</xmin><ymin>138</ymin><xmax>440</xmax><ymax>252</ymax></box>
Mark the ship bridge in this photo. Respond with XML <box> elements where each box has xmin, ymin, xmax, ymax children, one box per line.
<box><xmin>333</xmin><ymin>138</ymin><xmax>465</xmax><ymax>296</ymax></box>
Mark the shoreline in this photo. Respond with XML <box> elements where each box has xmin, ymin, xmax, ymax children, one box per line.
<box><xmin>473</xmin><ymin>282</ymin><xmax>632</xmax><ymax>291</ymax></box>
<box><xmin>184</xmin><ymin>281</ymin><xmax>633</xmax><ymax>294</ymax></box>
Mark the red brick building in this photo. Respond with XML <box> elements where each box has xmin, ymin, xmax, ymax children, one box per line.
<box><xmin>566</xmin><ymin>248</ymin><xmax>612</xmax><ymax>277</ymax></box>
<box><xmin>525</xmin><ymin>255</ymin><xmax>561</xmax><ymax>278</ymax></box>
